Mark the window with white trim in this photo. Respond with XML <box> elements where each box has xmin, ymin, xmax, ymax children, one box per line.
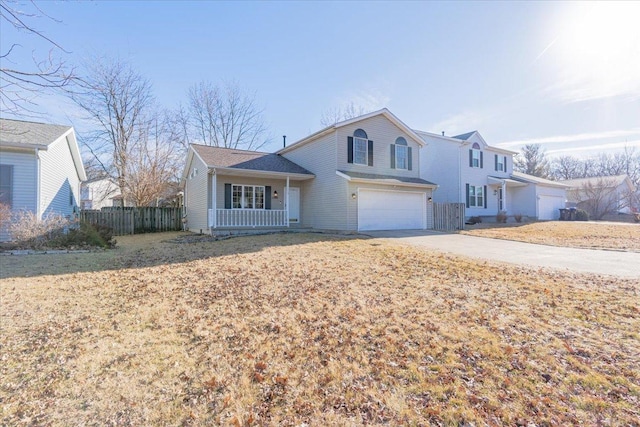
<box><xmin>468</xmin><ymin>185</ymin><xmax>484</xmax><ymax>208</ymax></box>
<box><xmin>497</xmin><ymin>155</ymin><xmax>505</xmax><ymax>172</ymax></box>
<box><xmin>353</xmin><ymin>128</ymin><xmax>368</xmax><ymax>165</ymax></box>
<box><xmin>0</xmin><ymin>164</ymin><xmax>13</xmax><ymax>208</ymax></box>
<box><xmin>471</xmin><ymin>143</ymin><xmax>481</xmax><ymax>168</ymax></box>
<box><xmin>232</xmin><ymin>185</ymin><xmax>265</xmax><ymax>209</ymax></box>
<box><xmin>395</xmin><ymin>137</ymin><xmax>408</xmax><ymax>169</ymax></box>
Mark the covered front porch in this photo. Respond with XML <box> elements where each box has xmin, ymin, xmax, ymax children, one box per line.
<box><xmin>207</xmin><ymin>167</ymin><xmax>313</xmax><ymax>230</ymax></box>
<box><xmin>487</xmin><ymin>175</ymin><xmax>528</xmax><ymax>213</ymax></box>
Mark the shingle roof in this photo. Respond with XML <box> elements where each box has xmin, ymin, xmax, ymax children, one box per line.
<box><xmin>191</xmin><ymin>144</ymin><xmax>313</xmax><ymax>175</ymax></box>
<box><xmin>0</xmin><ymin>118</ymin><xmax>71</xmax><ymax>147</ymax></box>
<box><xmin>338</xmin><ymin>170</ymin><xmax>437</xmax><ymax>186</ymax></box>
<box><xmin>559</xmin><ymin>175</ymin><xmax>630</xmax><ymax>188</ymax></box>
<box><xmin>511</xmin><ymin>171</ymin><xmax>570</xmax><ymax>188</ymax></box>
<box><xmin>452</xmin><ymin>131</ymin><xmax>477</xmax><ymax>141</ymax></box>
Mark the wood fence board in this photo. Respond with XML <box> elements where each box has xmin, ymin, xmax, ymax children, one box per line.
<box><xmin>433</xmin><ymin>203</ymin><xmax>465</xmax><ymax>231</ymax></box>
<box><xmin>80</xmin><ymin>207</ymin><xmax>182</xmax><ymax>236</ymax></box>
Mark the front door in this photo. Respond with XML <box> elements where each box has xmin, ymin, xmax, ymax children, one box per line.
<box><xmin>288</xmin><ymin>187</ymin><xmax>300</xmax><ymax>223</ymax></box>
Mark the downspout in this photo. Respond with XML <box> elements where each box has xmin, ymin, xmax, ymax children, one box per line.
<box><xmin>35</xmin><ymin>148</ymin><xmax>41</xmax><ymax>220</ymax></box>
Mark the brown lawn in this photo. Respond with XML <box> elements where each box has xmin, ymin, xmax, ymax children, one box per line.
<box><xmin>1</xmin><ymin>232</ymin><xmax>639</xmax><ymax>426</ymax></box>
<box><xmin>461</xmin><ymin>221</ymin><xmax>640</xmax><ymax>252</ymax></box>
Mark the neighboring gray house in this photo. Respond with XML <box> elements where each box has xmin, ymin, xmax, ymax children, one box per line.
<box><xmin>561</xmin><ymin>175</ymin><xmax>637</xmax><ymax>218</ymax></box>
<box><xmin>417</xmin><ymin>130</ymin><xmax>569</xmax><ymax>220</ymax></box>
<box><xmin>0</xmin><ymin>119</ymin><xmax>87</xmax><ymax>241</ymax></box>
<box><xmin>182</xmin><ymin>109</ymin><xmax>437</xmax><ymax>232</ymax></box>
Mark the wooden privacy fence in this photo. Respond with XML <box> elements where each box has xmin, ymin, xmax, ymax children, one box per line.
<box><xmin>433</xmin><ymin>203</ymin><xmax>465</xmax><ymax>231</ymax></box>
<box><xmin>80</xmin><ymin>207</ymin><xmax>183</xmax><ymax>235</ymax></box>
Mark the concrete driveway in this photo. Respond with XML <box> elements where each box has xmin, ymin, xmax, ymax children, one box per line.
<box><xmin>363</xmin><ymin>230</ymin><xmax>640</xmax><ymax>279</ymax></box>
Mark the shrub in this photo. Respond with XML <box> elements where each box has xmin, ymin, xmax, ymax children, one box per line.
<box><xmin>496</xmin><ymin>211</ymin><xmax>508</xmax><ymax>223</ymax></box>
<box><xmin>467</xmin><ymin>216</ymin><xmax>482</xmax><ymax>224</ymax></box>
<box><xmin>514</xmin><ymin>213</ymin><xmax>523</xmax><ymax>223</ymax></box>
<box><xmin>9</xmin><ymin>210</ymin><xmax>70</xmax><ymax>249</ymax></box>
<box><xmin>50</xmin><ymin>221</ymin><xmax>116</xmax><ymax>249</ymax></box>
<box><xmin>0</xmin><ymin>203</ymin><xmax>11</xmax><ymax>228</ymax></box>
<box><xmin>575</xmin><ymin>209</ymin><xmax>589</xmax><ymax>221</ymax></box>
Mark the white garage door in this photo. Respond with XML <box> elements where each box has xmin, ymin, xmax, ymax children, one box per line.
<box><xmin>358</xmin><ymin>189</ymin><xmax>425</xmax><ymax>231</ymax></box>
<box><xmin>538</xmin><ymin>195</ymin><xmax>565</xmax><ymax>220</ymax></box>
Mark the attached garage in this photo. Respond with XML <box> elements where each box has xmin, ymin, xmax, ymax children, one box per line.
<box><xmin>538</xmin><ymin>194</ymin><xmax>565</xmax><ymax>220</ymax></box>
<box><xmin>358</xmin><ymin>189</ymin><xmax>425</xmax><ymax>231</ymax></box>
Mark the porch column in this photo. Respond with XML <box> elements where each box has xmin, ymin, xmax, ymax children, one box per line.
<box><xmin>286</xmin><ymin>176</ymin><xmax>290</xmax><ymax>227</ymax></box>
<box><xmin>502</xmin><ymin>180</ymin><xmax>507</xmax><ymax>212</ymax></box>
<box><xmin>211</xmin><ymin>172</ymin><xmax>217</xmax><ymax>229</ymax></box>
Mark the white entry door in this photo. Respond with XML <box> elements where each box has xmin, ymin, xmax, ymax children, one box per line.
<box><xmin>358</xmin><ymin>189</ymin><xmax>425</xmax><ymax>231</ymax></box>
<box><xmin>288</xmin><ymin>187</ymin><xmax>300</xmax><ymax>223</ymax></box>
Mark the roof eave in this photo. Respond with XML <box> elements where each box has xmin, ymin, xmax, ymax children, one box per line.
<box><xmin>0</xmin><ymin>141</ymin><xmax>50</xmax><ymax>150</ymax></box>
<box><xmin>336</xmin><ymin>170</ymin><xmax>437</xmax><ymax>189</ymax></box>
<box><xmin>212</xmin><ymin>166</ymin><xmax>314</xmax><ymax>180</ymax></box>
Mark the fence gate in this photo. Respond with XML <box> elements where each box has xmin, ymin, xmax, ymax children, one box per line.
<box><xmin>433</xmin><ymin>203</ymin><xmax>465</xmax><ymax>231</ymax></box>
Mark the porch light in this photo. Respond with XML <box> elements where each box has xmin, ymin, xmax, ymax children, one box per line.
<box><xmin>494</xmin><ymin>189</ymin><xmax>498</xmax><ymax>196</ymax></box>
<box><xmin>352</xmin><ymin>193</ymin><xmax>357</xmax><ymax>200</ymax></box>
<box><xmin>273</xmin><ymin>190</ymin><xmax>278</xmax><ymax>199</ymax></box>
<box><xmin>428</xmin><ymin>197</ymin><xmax>433</xmax><ymax>202</ymax></box>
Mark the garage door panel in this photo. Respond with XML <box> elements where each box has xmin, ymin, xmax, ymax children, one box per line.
<box><xmin>358</xmin><ymin>189</ymin><xmax>425</xmax><ymax>231</ymax></box>
<box><xmin>539</xmin><ymin>195</ymin><xmax>565</xmax><ymax>220</ymax></box>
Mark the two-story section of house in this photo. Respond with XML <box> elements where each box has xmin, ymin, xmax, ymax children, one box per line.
<box><xmin>417</xmin><ymin>129</ymin><xmax>568</xmax><ymax>220</ymax></box>
<box><xmin>279</xmin><ymin>109</ymin><xmax>437</xmax><ymax>231</ymax></box>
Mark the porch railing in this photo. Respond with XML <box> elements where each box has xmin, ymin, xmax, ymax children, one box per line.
<box><xmin>208</xmin><ymin>209</ymin><xmax>288</xmax><ymax>228</ymax></box>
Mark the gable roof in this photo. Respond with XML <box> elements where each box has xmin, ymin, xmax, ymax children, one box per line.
<box><xmin>511</xmin><ymin>171</ymin><xmax>570</xmax><ymax>188</ymax></box>
<box><xmin>452</xmin><ymin>131</ymin><xmax>477</xmax><ymax>141</ymax></box>
<box><xmin>191</xmin><ymin>144</ymin><xmax>313</xmax><ymax>175</ymax></box>
<box><xmin>0</xmin><ymin>118</ymin><xmax>87</xmax><ymax>181</ymax></box>
<box><xmin>415</xmin><ymin>128</ymin><xmax>518</xmax><ymax>155</ymax></box>
<box><xmin>0</xmin><ymin>118</ymin><xmax>72</xmax><ymax>149</ymax></box>
<box><xmin>559</xmin><ymin>175</ymin><xmax>635</xmax><ymax>191</ymax></box>
<box><xmin>278</xmin><ymin>108</ymin><xmax>425</xmax><ymax>154</ymax></box>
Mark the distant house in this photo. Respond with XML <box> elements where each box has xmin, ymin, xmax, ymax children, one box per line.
<box><xmin>561</xmin><ymin>175</ymin><xmax>636</xmax><ymax>219</ymax></box>
<box><xmin>81</xmin><ymin>178</ymin><xmax>122</xmax><ymax>210</ymax></box>
<box><xmin>0</xmin><ymin>118</ymin><xmax>87</xmax><ymax>241</ymax></box>
<box><xmin>417</xmin><ymin>130</ymin><xmax>569</xmax><ymax>220</ymax></box>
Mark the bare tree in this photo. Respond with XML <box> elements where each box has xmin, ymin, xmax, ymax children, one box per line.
<box><xmin>551</xmin><ymin>155</ymin><xmax>585</xmax><ymax>180</ymax></box>
<box><xmin>124</xmin><ymin>118</ymin><xmax>182</xmax><ymax>206</ymax></box>
<box><xmin>70</xmin><ymin>58</ymin><xmax>154</xmax><ymax>205</ymax></box>
<box><xmin>0</xmin><ymin>0</ymin><xmax>75</xmax><ymax>115</ymax></box>
<box><xmin>184</xmin><ymin>80</ymin><xmax>269</xmax><ymax>150</ymax></box>
<box><xmin>514</xmin><ymin>143</ymin><xmax>551</xmax><ymax>178</ymax></box>
<box><xmin>320</xmin><ymin>102</ymin><xmax>369</xmax><ymax>127</ymax></box>
<box><xmin>570</xmin><ymin>177</ymin><xmax>632</xmax><ymax>220</ymax></box>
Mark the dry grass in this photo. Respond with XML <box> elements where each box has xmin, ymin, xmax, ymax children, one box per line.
<box><xmin>461</xmin><ymin>221</ymin><xmax>640</xmax><ymax>252</ymax></box>
<box><xmin>1</xmin><ymin>232</ymin><xmax>639</xmax><ymax>426</ymax></box>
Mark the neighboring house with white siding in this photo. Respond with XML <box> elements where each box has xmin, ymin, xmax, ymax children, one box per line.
<box><xmin>182</xmin><ymin>109</ymin><xmax>437</xmax><ymax>233</ymax></box>
<box><xmin>81</xmin><ymin>177</ymin><xmax>122</xmax><ymax>210</ymax></box>
<box><xmin>418</xmin><ymin>130</ymin><xmax>569</xmax><ymax>220</ymax></box>
<box><xmin>0</xmin><ymin>119</ymin><xmax>87</xmax><ymax>241</ymax></box>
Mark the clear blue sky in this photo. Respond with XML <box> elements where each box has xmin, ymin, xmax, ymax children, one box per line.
<box><xmin>2</xmin><ymin>1</ymin><xmax>639</xmax><ymax>157</ymax></box>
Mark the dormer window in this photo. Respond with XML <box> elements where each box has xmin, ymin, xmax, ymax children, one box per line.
<box><xmin>470</xmin><ymin>143</ymin><xmax>483</xmax><ymax>168</ymax></box>
<box><xmin>347</xmin><ymin>129</ymin><xmax>373</xmax><ymax>166</ymax></box>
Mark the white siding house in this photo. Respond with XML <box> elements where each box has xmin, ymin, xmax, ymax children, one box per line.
<box><xmin>0</xmin><ymin>119</ymin><xmax>87</xmax><ymax>241</ymax></box>
<box><xmin>81</xmin><ymin>178</ymin><xmax>122</xmax><ymax>210</ymax></box>
<box><xmin>418</xmin><ymin>130</ymin><xmax>568</xmax><ymax>220</ymax></box>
